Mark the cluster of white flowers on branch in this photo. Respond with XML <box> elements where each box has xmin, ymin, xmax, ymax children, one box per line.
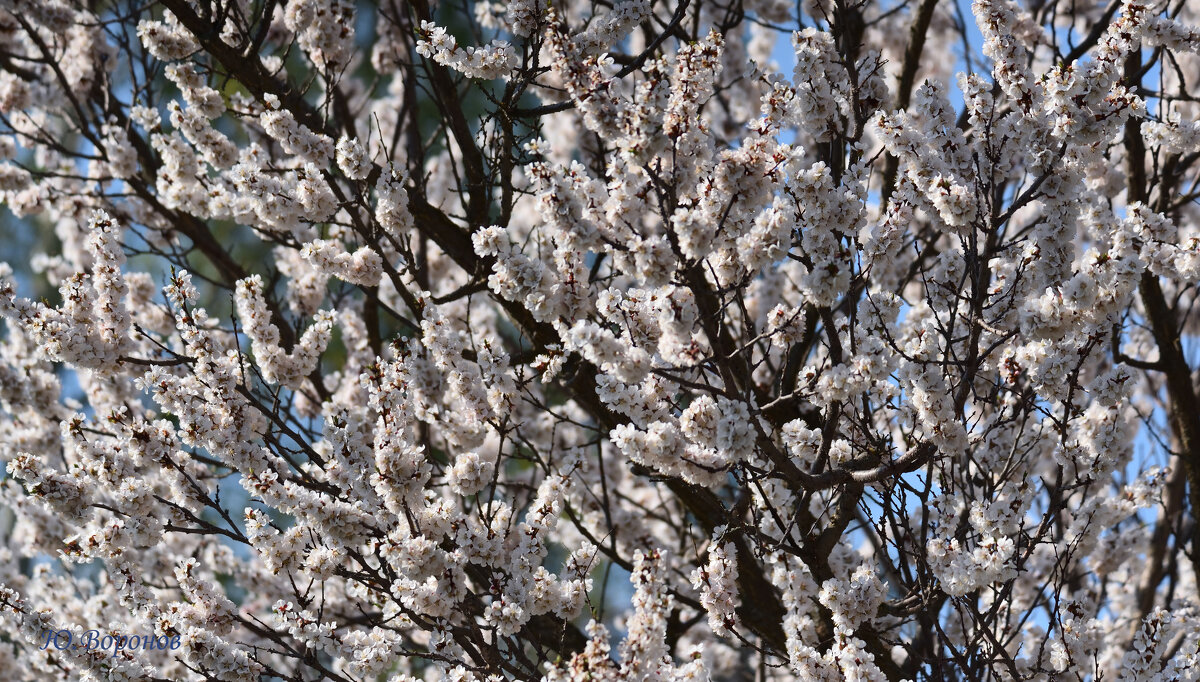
<box><xmin>0</xmin><ymin>0</ymin><xmax>1199</xmax><ymax>679</ymax></box>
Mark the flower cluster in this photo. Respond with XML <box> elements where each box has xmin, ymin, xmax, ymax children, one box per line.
<box><xmin>234</xmin><ymin>274</ymin><xmax>334</xmax><ymax>388</ymax></box>
<box><xmin>691</xmin><ymin>533</ymin><xmax>740</xmax><ymax>637</ymax></box>
<box><xmin>284</xmin><ymin>0</ymin><xmax>356</xmax><ymax>71</ymax></box>
<box><xmin>416</xmin><ymin>22</ymin><xmax>518</xmax><ymax>80</ymax></box>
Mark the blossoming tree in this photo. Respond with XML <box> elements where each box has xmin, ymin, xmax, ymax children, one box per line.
<box><xmin>0</xmin><ymin>0</ymin><xmax>1199</xmax><ymax>678</ymax></box>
